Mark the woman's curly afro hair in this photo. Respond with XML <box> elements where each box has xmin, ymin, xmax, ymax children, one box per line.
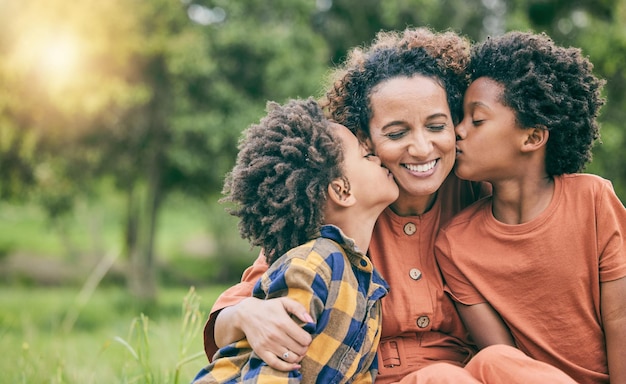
<box><xmin>321</xmin><ymin>27</ymin><xmax>471</xmax><ymax>137</ymax></box>
<box><xmin>221</xmin><ymin>98</ymin><xmax>344</xmax><ymax>264</ymax></box>
<box><xmin>469</xmin><ymin>31</ymin><xmax>606</xmax><ymax>175</ymax></box>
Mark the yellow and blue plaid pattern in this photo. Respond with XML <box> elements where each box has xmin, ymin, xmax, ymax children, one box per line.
<box><xmin>193</xmin><ymin>225</ymin><xmax>389</xmax><ymax>384</ymax></box>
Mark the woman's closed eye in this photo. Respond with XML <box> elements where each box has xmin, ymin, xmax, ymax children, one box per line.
<box><xmin>427</xmin><ymin>123</ymin><xmax>447</xmax><ymax>132</ymax></box>
<box><xmin>383</xmin><ymin>130</ymin><xmax>407</xmax><ymax>140</ymax></box>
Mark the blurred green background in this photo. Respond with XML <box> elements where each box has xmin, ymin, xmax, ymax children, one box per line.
<box><xmin>0</xmin><ymin>0</ymin><xmax>625</xmax><ymax>382</ymax></box>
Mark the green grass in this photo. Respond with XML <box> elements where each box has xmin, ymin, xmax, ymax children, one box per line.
<box><xmin>0</xmin><ymin>285</ymin><xmax>228</xmax><ymax>383</ymax></box>
<box><xmin>0</xmin><ymin>202</ymin><xmax>65</xmax><ymax>257</ymax></box>
<box><xmin>0</xmin><ymin>193</ymin><xmax>214</xmax><ymax>261</ymax></box>
<box><xmin>0</xmin><ymin>183</ymin><xmax>257</xmax><ymax>382</ymax></box>
<box><xmin>0</xmin><ymin>188</ymin><xmax>258</xmax><ymax>286</ymax></box>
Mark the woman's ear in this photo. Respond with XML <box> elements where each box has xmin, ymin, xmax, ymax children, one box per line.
<box><xmin>521</xmin><ymin>125</ymin><xmax>549</xmax><ymax>153</ymax></box>
<box><xmin>328</xmin><ymin>177</ymin><xmax>356</xmax><ymax>208</ymax></box>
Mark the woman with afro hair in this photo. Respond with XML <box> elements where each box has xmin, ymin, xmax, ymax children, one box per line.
<box><xmin>435</xmin><ymin>31</ymin><xmax>626</xmax><ymax>384</ymax></box>
<box><xmin>192</xmin><ymin>97</ymin><xmax>399</xmax><ymax>383</ymax></box>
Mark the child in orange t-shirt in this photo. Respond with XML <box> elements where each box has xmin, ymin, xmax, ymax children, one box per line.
<box><xmin>435</xmin><ymin>31</ymin><xmax>626</xmax><ymax>384</ymax></box>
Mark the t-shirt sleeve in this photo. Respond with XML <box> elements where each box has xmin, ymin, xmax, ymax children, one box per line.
<box><xmin>203</xmin><ymin>251</ymin><xmax>269</xmax><ymax>360</ymax></box>
<box><xmin>596</xmin><ymin>180</ymin><xmax>626</xmax><ymax>282</ymax></box>
<box><xmin>434</xmin><ymin>229</ymin><xmax>487</xmax><ymax>305</ymax></box>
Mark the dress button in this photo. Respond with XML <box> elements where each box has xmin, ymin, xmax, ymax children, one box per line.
<box><xmin>360</xmin><ymin>259</ymin><xmax>368</xmax><ymax>267</ymax></box>
<box><xmin>416</xmin><ymin>316</ymin><xmax>430</xmax><ymax>328</ymax></box>
<box><xmin>409</xmin><ymin>268</ymin><xmax>422</xmax><ymax>280</ymax></box>
<box><xmin>403</xmin><ymin>222</ymin><xmax>417</xmax><ymax>235</ymax></box>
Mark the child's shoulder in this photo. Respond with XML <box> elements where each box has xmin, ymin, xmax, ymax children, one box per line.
<box><xmin>560</xmin><ymin>173</ymin><xmax>611</xmax><ymax>185</ymax></box>
<box><xmin>272</xmin><ymin>236</ymin><xmax>346</xmax><ymax>270</ymax></box>
<box><xmin>559</xmin><ymin>173</ymin><xmax>614</xmax><ymax>196</ymax></box>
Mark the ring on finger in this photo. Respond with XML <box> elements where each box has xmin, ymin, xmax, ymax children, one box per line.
<box><xmin>282</xmin><ymin>351</ymin><xmax>290</xmax><ymax>360</ymax></box>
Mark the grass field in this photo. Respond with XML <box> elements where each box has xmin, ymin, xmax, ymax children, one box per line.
<box><xmin>0</xmin><ymin>184</ymin><xmax>256</xmax><ymax>383</ymax></box>
<box><xmin>0</xmin><ymin>284</ymin><xmax>228</xmax><ymax>383</ymax></box>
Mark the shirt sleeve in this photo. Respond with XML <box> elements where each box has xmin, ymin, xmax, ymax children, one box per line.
<box><xmin>203</xmin><ymin>251</ymin><xmax>269</xmax><ymax>361</ymax></box>
<box><xmin>434</xmin><ymin>229</ymin><xmax>487</xmax><ymax>305</ymax></box>
<box><xmin>259</xmin><ymin>254</ymin><xmax>328</xmax><ymax>331</ymax></box>
<box><xmin>596</xmin><ymin>180</ymin><xmax>626</xmax><ymax>282</ymax></box>
<box><xmin>234</xmin><ymin>251</ymin><xmax>330</xmax><ymax>382</ymax></box>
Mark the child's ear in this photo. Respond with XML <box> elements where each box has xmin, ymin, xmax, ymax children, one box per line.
<box><xmin>328</xmin><ymin>178</ymin><xmax>356</xmax><ymax>207</ymax></box>
<box><xmin>521</xmin><ymin>125</ymin><xmax>549</xmax><ymax>153</ymax></box>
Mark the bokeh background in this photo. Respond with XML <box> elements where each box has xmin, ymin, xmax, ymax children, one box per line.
<box><xmin>1</xmin><ymin>0</ymin><xmax>624</xmax><ymax>382</ymax></box>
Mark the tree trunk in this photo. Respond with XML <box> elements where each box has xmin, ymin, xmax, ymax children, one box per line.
<box><xmin>125</xmin><ymin>54</ymin><xmax>169</xmax><ymax>304</ymax></box>
<box><xmin>126</xmin><ymin>167</ymin><xmax>161</xmax><ymax>304</ymax></box>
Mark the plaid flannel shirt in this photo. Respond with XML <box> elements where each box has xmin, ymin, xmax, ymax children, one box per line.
<box><xmin>193</xmin><ymin>225</ymin><xmax>389</xmax><ymax>384</ymax></box>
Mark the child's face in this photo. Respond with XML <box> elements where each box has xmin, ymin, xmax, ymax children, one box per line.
<box><xmin>334</xmin><ymin>123</ymin><xmax>399</xmax><ymax>209</ymax></box>
<box><xmin>454</xmin><ymin>77</ymin><xmax>528</xmax><ymax>183</ymax></box>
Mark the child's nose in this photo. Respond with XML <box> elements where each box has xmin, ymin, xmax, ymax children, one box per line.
<box><xmin>455</xmin><ymin>120</ymin><xmax>468</xmax><ymax>140</ymax></box>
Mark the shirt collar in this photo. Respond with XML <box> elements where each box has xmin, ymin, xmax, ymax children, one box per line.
<box><xmin>320</xmin><ymin>224</ymin><xmax>358</xmax><ymax>252</ymax></box>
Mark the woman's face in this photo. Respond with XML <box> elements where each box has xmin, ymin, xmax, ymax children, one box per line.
<box><xmin>367</xmin><ymin>75</ymin><xmax>456</xmax><ymax>210</ymax></box>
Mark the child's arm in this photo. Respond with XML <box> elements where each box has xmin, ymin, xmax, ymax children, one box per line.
<box><xmin>455</xmin><ymin>302</ymin><xmax>516</xmax><ymax>350</ymax></box>
<box><xmin>601</xmin><ymin>276</ymin><xmax>626</xmax><ymax>384</ymax></box>
<box><xmin>435</xmin><ymin>229</ymin><xmax>515</xmax><ymax>350</ymax></box>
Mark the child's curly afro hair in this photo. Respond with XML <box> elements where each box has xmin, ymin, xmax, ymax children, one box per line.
<box><xmin>469</xmin><ymin>31</ymin><xmax>606</xmax><ymax>175</ymax></box>
<box><xmin>221</xmin><ymin>98</ymin><xmax>344</xmax><ymax>264</ymax></box>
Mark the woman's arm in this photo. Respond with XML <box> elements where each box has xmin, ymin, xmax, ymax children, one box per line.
<box><xmin>455</xmin><ymin>302</ymin><xmax>516</xmax><ymax>350</ymax></box>
<box><xmin>205</xmin><ymin>251</ymin><xmax>313</xmax><ymax>371</ymax></box>
<box><xmin>213</xmin><ymin>296</ymin><xmax>313</xmax><ymax>371</ymax></box>
<box><xmin>601</xmin><ymin>276</ymin><xmax>626</xmax><ymax>384</ymax></box>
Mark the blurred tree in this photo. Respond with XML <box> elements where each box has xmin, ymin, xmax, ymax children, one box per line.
<box><xmin>1</xmin><ymin>0</ymin><xmax>624</xmax><ymax>297</ymax></box>
<box><xmin>313</xmin><ymin>0</ymin><xmax>489</xmax><ymax>64</ymax></box>
<box><xmin>0</xmin><ymin>0</ymin><xmax>330</xmax><ymax>301</ymax></box>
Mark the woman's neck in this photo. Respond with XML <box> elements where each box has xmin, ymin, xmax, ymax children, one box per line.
<box><xmin>388</xmin><ymin>191</ymin><xmax>438</xmax><ymax>217</ymax></box>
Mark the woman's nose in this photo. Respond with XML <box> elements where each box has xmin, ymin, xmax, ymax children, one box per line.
<box><xmin>407</xmin><ymin>132</ymin><xmax>431</xmax><ymax>157</ymax></box>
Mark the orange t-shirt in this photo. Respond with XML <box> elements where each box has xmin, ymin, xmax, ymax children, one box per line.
<box><xmin>204</xmin><ymin>174</ymin><xmax>490</xmax><ymax>384</ymax></box>
<box><xmin>435</xmin><ymin>174</ymin><xmax>626</xmax><ymax>384</ymax></box>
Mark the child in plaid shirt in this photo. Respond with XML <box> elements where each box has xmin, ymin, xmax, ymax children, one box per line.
<box><xmin>192</xmin><ymin>97</ymin><xmax>398</xmax><ymax>383</ymax></box>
